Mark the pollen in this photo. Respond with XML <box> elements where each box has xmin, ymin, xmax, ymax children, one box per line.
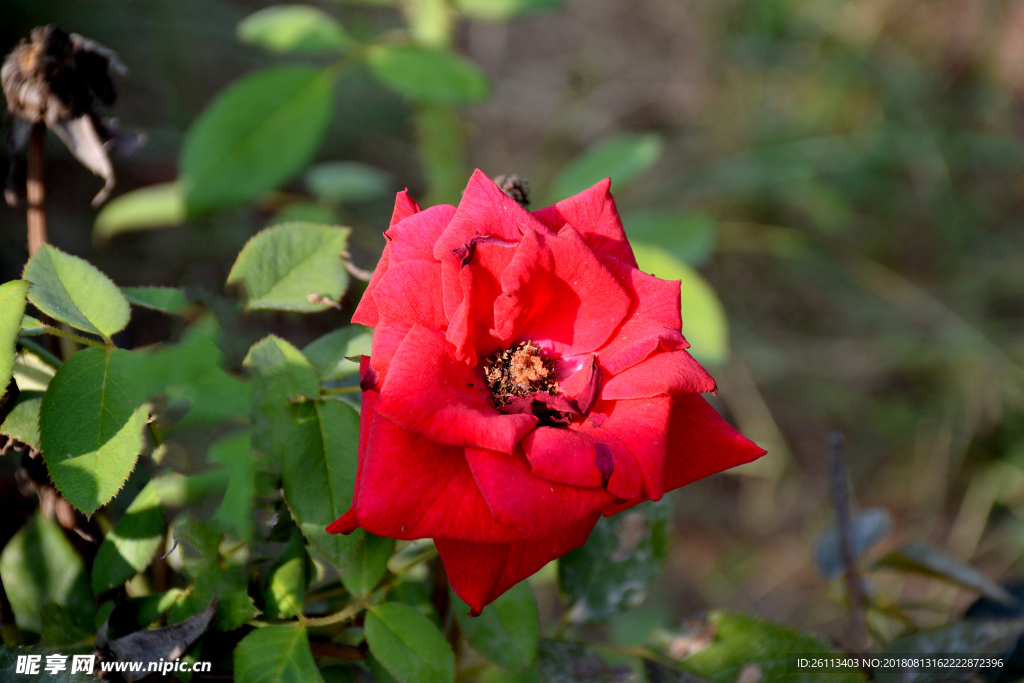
<box><xmin>483</xmin><ymin>341</ymin><xmax>558</xmax><ymax>408</ymax></box>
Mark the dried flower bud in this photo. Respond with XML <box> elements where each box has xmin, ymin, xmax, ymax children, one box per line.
<box><xmin>2</xmin><ymin>25</ymin><xmax>143</xmax><ymax>207</ymax></box>
<box><xmin>492</xmin><ymin>173</ymin><xmax>530</xmax><ymax>207</ymax></box>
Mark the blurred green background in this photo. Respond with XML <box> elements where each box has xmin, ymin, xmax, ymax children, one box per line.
<box><xmin>5</xmin><ymin>0</ymin><xmax>1024</xmax><ymax>649</ymax></box>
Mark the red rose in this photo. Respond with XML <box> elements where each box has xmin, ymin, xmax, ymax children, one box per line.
<box><xmin>328</xmin><ymin>170</ymin><xmax>765</xmax><ymax>613</ymax></box>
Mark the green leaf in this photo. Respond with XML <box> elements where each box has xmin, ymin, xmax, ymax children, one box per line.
<box><xmin>876</xmin><ymin>619</ymin><xmax>1024</xmax><ymax>683</ymax></box>
<box><xmin>0</xmin><ymin>390</ymin><xmax>42</xmax><ymax>450</ymax></box>
<box><xmin>168</xmin><ymin>524</ymin><xmax>258</xmax><ymax>631</ymax></box>
<box><xmin>367</xmin><ymin>652</ymin><xmax>402</xmax><ymax>683</ymax></box>
<box><xmin>366</xmin><ymin>45</ymin><xmax>490</xmax><ymax>103</ymax></box>
<box><xmin>245</xmin><ymin>335</ymin><xmax>321</xmax><ymax>403</ymax></box>
<box><xmin>303</xmin><ymin>326</ymin><xmax>373</xmax><ymax>381</ymax></box>
<box><xmin>91</xmin><ymin>481</ymin><xmax>168</xmax><ymax>594</ymax></box>
<box><xmin>128</xmin><ymin>588</ymin><xmax>187</xmax><ymax>627</ymax></box>
<box><xmin>365</xmin><ymin>603</ymin><xmax>456</xmax><ymax>683</ymax></box>
<box><xmin>181</xmin><ymin>66</ymin><xmax>335</xmax><ymax>215</ymax></box>
<box><xmin>306</xmin><ymin>162</ymin><xmax>392</xmax><ymax>204</ymax></box>
<box><xmin>228</xmin><ymin>222</ymin><xmax>351</xmax><ymax>312</ymax></box>
<box><xmin>121</xmin><ymin>286</ymin><xmax>192</xmax><ymax>316</ymax></box>
<box><xmin>235</xmin><ymin>623</ymin><xmax>324</xmax><ymax>683</ymax></box>
<box><xmin>0</xmin><ymin>514</ymin><xmax>97</xmax><ymax>632</ymax></box>
<box><xmin>454</xmin><ymin>0</ymin><xmax>564</xmax><ymax>20</ymax></box>
<box><xmin>238</xmin><ymin>5</ymin><xmax>354</xmax><ymax>53</ymax></box>
<box><xmin>874</xmin><ymin>542</ymin><xmax>1017</xmax><ymax>605</ymax></box>
<box><xmin>631</xmin><ymin>243</ymin><xmax>729</xmax><ymax>365</ymax></box>
<box><xmin>93</xmin><ymin>182</ymin><xmax>185</xmax><ymax>242</ymax></box>
<box><xmin>815</xmin><ymin>507</ymin><xmax>893</xmax><ymax>580</ymax></box>
<box><xmin>673</xmin><ymin>612</ymin><xmax>867</xmax><ymax>683</ymax></box>
<box><xmin>622</xmin><ymin>211</ymin><xmax>718</xmax><ymax>267</ymax></box>
<box><xmin>172</xmin><ymin>568</ymin><xmax>258</xmax><ymax>632</ymax></box>
<box><xmin>245</xmin><ymin>335</ymin><xmax>319</xmax><ymax>469</ymax></box>
<box><xmin>41</xmin><ymin>602</ymin><xmax>93</xmax><ymax>646</ymax></box>
<box><xmin>0</xmin><ymin>280</ymin><xmax>28</xmax><ymax>400</ymax></box>
<box><xmin>340</xmin><ymin>533</ymin><xmax>393</xmax><ymax>597</ymax></box>
<box><xmin>281</xmin><ymin>400</ymin><xmax>364</xmax><ymax>574</ymax></box>
<box><xmin>210</xmin><ymin>430</ymin><xmax>255</xmax><ymax>541</ymax></box>
<box><xmin>40</xmin><ymin>347</ymin><xmax>148</xmax><ymax>515</ymax></box>
<box><xmin>151</xmin><ymin>471</ymin><xmax>228</xmax><ymax>508</ymax></box>
<box><xmin>454</xmin><ymin>581</ymin><xmax>539</xmax><ymax>671</ymax></box>
<box><xmin>559</xmin><ymin>496</ymin><xmax>672</xmax><ymax>624</ymax></box>
<box><xmin>263</xmin><ymin>531</ymin><xmax>309</xmax><ymax>619</ymax></box>
<box><xmin>20</xmin><ymin>314</ymin><xmax>45</xmax><ymax>336</ymax></box>
<box><xmin>127</xmin><ymin>318</ymin><xmax>251</xmax><ymax>430</ymax></box>
<box><xmin>548</xmin><ymin>133</ymin><xmax>663</xmax><ymax>203</ymax></box>
<box><xmin>23</xmin><ymin>244</ymin><xmax>130</xmax><ymax>340</ymax></box>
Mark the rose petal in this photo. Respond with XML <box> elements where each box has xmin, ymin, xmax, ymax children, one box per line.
<box><xmin>532</xmin><ymin>178</ymin><xmax>637</xmax><ymax>268</ymax></box>
<box><xmin>465</xmin><ymin>447</ymin><xmax>614</xmax><ymax>539</ymax></box>
<box><xmin>372</xmin><ymin>260</ymin><xmax>448</xmax><ymax>331</ymax></box>
<box><xmin>386</xmin><ymin>204</ymin><xmax>456</xmax><ymax>263</ymax></box>
<box><xmin>437</xmin><ymin>513</ymin><xmax>599</xmax><ymax>613</ymax></box>
<box><xmin>359</xmin><ymin>356</ymin><xmax>380</xmax><ymax>392</ymax></box>
<box><xmin>592</xmin><ymin>397</ymin><xmax>673</xmax><ymax>500</ymax></box>
<box><xmin>573</xmin><ymin>358</ymin><xmax>602</xmax><ymax>415</ymax></box>
<box><xmin>433</xmin><ymin>169</ymin><xmax>552</xmax><ymax>261</ymax></box>
<box><xmin>374</xmin><ymin>325</ymin><xmax>537</xmax><ymax>453</ymax></box>
<box><xmin>328</xmin><ymin>365</ymin><xmax>380</xmax><ymax>534</ymax></box>
<box><xmin>352</xmin><ymin>244</ymin><xmax>390</xmax><ymax>327</ymax></box>
<box><xmin>326</xmin><ymin>509</ymin><xmax>358</xmax><ymax>534</ymax></box>
<box><xmin>601</xmin><ymin>349</ymin><xmax>716</xmax><ymax>400</ymax></box>
<box><xmin>351</xmin><ymin>190</ymin><xmax>424</xmax><ymax>327</ymax></box>
<box><xmin>492</xmin><ymin>226</ymin><xmax>631</xmax><ymax>357</ymax></box>
<box><xmin>390</xmin><ymin>189</ymin><xmax>422</xmax><ymax>227</ymax></box>
<box><xmin>663</xmin><ymin>394</ymin><xmax>766</xmax><ymax>491</ymax></box>
<box><xmin>596</xmin><ymin>255</ymin><xmax>687</xmax><ymax>374</ymax></box>
<box><xmin>351</xmin><ymin>413</ymin><xmax>522</xmax><ymax>542</ymax></box>
<box><xmin>522</xmin><ymin>421</ymin><xmax>645</xmax><ymax>500</ymax></box>
<box><xmin>368</xmin><ymin>320</ymin><xmax>412</xmax><ymax>381</ymax></box>
<box><xmin>445</xmin><ymin>239</ymin><xmax>518</xmax><ymax>365</ymax></box>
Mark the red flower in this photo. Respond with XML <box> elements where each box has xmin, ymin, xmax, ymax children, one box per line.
<box><xmin>327</xmin><ymin>170</ymin><xmax>765</xmax><ymax>613</ymax></box>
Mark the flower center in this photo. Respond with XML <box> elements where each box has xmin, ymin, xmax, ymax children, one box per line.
<box><xmin>483</xmin><ymin>341</ymin><xmax>558</xmax><ymax>409</ymax></box>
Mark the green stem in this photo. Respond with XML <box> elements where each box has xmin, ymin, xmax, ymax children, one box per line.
<box><xmin>302</xmin><ymin>595</ymin><xmax>376</xmax><ymax>629</ymax></box>
<box><xmin>40</xmin><ymin>325</ymin><xmax>106</xmax><ymax>348</ymax></box>
<box><xmin>302</xmin><ymin>577</ymin><xmax>401</xmax><ymax>629</ymax></box>
<box><xmin>322</xmin><ymin>386</ymin><xmax>361</xmax><ymax>396</ymax></box>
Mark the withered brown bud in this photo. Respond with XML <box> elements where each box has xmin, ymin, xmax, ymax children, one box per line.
<box><xmin>493</xmin><ymin>174</ymin><xmax>530</xmax><ymax>207</ymax></box>
<box><xmin>2</xmin><ymin>25</ymin><xmax>143</xmax><ymax>207</ymax></box>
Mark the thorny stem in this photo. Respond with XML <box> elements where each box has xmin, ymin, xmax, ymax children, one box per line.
<box><xmin>830</xmin><ymin>431</ymin><xmax>870</xmax><ymax>651</ymax></box>
<box><xmin>26</xmin><ymin>123</ymin><xmax>47</xmax><ymax>257</ymax></box>
<box><xmin>301</xmin><ymin>592</ymin><xmax>377</xmax><ymax>629</ymax></box>
<box><xmin>40</xmin><ymin>325</ymin><xmax>107</xmax><ymax>349</ymax></box>
<box><xmin>301</xmin><ymin>574</ymin><xmax>405</xmax><ymax>629</ymax></box>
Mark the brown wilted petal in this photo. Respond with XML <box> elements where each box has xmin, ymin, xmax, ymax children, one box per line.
<box><xmin>95</xmin><ymin>601</ymin><xmax>215</xmax><ymax>683</ymax></box>
<box><xmin>1</xmin><ymin>25</ymin><xmax>143</xmax><ymax>207</ymax></box>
